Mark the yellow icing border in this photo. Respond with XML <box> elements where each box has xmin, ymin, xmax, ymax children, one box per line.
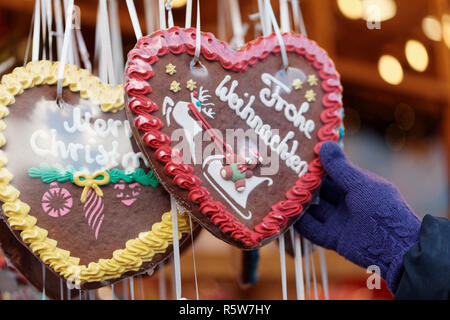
<box><xmin>0</xmin><ymin>61</ymin><xmax>190</xmax><ymax>284</ymax></box>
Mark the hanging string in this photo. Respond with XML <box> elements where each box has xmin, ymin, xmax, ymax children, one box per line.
<box><xmin>170</xmin><ymin>196</ymin><xmax>182</xmax><ymax>300</ymax></box>
<box><xmin>290</xmin><ymin>227</ymin><xmax>305</xmax><ymax>300</ymax></box>
<box><xmin>74</xmin><ymin>16</ymin><xmax>92</xmax><ymax>72</ymax></box>
<box><xmin>158</xmin><ymin>263</ymin><xmax>167</xmax><ymax>300</ymax></box>
<box><xmin>53</xmin><ymin>0</ymin><xmax>64</xmax><ymax>60</ymax></box>
<box><xmin>63</xmin><ymin>0</ymin><xmax>74</xmax><ymax>65</ymax></box>
<box><xmin>309</xmin><ymin>243</ymin><xmax>319</xmax><ymax>300</ymax></box>
<box><xmin>166</xmin><ymin>0</ymin><xmax>174</xmax><ymax>28</ymax></box>
<box><xmin>129</xmin><ymin>277</ymin><xmax>135</xmax><ymax>300</ymax></box>
<box><xmin>56</xmin><ymin>0</ymin><xmax>73</xmax><ymax>107</ymax></box>
<box><xmin>318</xmin><ymin>247</ymin><xmax>329</xmax><ymax>300</ymax></box>
<box><xmin>185</xmin><ymin>0</ymin><xmax>193</xmax><ymax>28</ymax></box>
<box><xmin>189</xmin><ymin>215</ymin><xmax>199</xmax><ymax>300</ymax></box>
<box><xmin>144</xmin><ymin>0</ymin><xmax>156</xmax><ymax>35</ymax></box>
<box><xmin>59</xmin><ymin>278</ymin><xmax>64</xmax><ymax>300</ymax></box>
<box><xmin>278</xmin><ymin>234</ymin><xmax>288</xmax><ymax>300</ymax></box>
<box><xmin>302</xmin><ymin>237</ymin><xmax>311</xmax><ymax>299</ymax></box>
<box><xmin>159</xmin><ymin>0</ymin><xmax>166</xmax><ymax>29</ymax></box>
<box><xmin>32</xmin><ymin>0</ymin><xmax>41</xmax><ymax>62</ymax></box>
<box><xmin>290</xmin><ymin>0</ymin><xmax>307</xmax><ymax>36</ymax></box>
<box><xmin>228</xmin><ymin>0</ymin><xmax>245</xmax><ymax>48</ymax></box>
<box><xmin>279</xmin><ymin>0</ymin><xmax>291</xmax><ymax>33</ymax></box>
<box><xmin>109</xmin><ymin>0</ymin><xmax>123</xmax><ymax>82</ymax></box>
<box><xmin>291</xmin><ymin>0</ymin><xmax>330</xmax><ymax>298</ymax></box>
<box><xmin>194</xmin><ymin>0</ymin><xmax>201</xmax><ymax>62</ymax></box>
<box><xmin>23</xmin><ymin>9</ymin><xmax>35</xmax><ymax>65</ymax></box>
<box><xmin>126</xmin><ymin>0</ymin><xmax>143</xmax><ymax>40</ymax></box>
<box><xmin>257</xmin><ymin>0</ymin><xmax>268</xmax><ymax>36</ymax></box>
<box><xmin>122</xmin><ymin>278</ymin><xmax>129</xmax><ymax>300</ymax></box>
<box><xmin>98</xmin><ymin>0</ymin><xmax>116</xmax><ymax>86</ymax></box>
<box><xmin>263</xmin><ymin>0</ymin><xmax>288</xmax><ymax>69</ymax></box>
<box><xmin>217</xmin><ymin>0</ymin><xmax>226</xmax><ymax>40</ymax></box>
<box><xmin>41</xmin><ymin>264</ymin><xmax>47</xmax><ymax>300</ymax></box>
<box><xmin>41</xmin><ymin>0</ymin><xmax>48</xmax><ymax>60</ymax></box>
<box><xmin>46</xmin><ymin>0</ymin><xmax>54</xmax><ymax>61</ymax></box>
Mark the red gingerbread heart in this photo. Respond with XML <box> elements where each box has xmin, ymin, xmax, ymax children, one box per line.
<box><xmin>125</xmin><ymin>27</ymin><xmax>343</xmax><ymax>249</ymax></box>
<box><xmin>0</xmin><ymin>61</ymin><xmax>195</xmax><ymax>299</ymax></box>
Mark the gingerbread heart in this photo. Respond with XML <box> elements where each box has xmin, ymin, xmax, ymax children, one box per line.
<box><xmin>125</xmin><ymin>27</ymin><xmax>343</xmax><ymax>249</ymax></box>
<box><xmin>0</xmin><ymin>61</ymin><xmax>194</xmax><ymax>299</ymax></box>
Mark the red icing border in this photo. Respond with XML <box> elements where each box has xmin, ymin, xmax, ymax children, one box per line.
<box><xmin>125</xmin><ymin>27</ymin><xmax>343</xmax><ymax>247</ymax></box>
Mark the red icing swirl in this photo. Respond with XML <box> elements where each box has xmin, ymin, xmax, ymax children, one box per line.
<box><xmin>124</xmin><ymin>78</ymin><xmax>151</xmax><ymax>96</ymax></box>
<box><xmin>128</xmin><ymin>96</ymin><xmax>159</xmax><ymax>115</ymax></box>
<box><xmin>173</xmin><ymin>174</ymin><xmax>202</xmax><ymax>190</ymax></box>
<box><xmin>135</xmin><ymin>114</ymin><xmax>164</xmax><ymax>132</ymax></box>
<box><xmin>188</xmin><ymin>187</ymin><xmax>210</xmax><ymax>204</ymax></box>
<box><xmin>155</xmin><ymin>146</ymin><xmax>174</xmax><ymax>164</ymax></box>
<box><xmin>143</xmin><ymin>130</ymin><xmax>171</xmax><ymax>149</ymax></box>
<box><xmin>164</xmin><ymin>161</ymin><xmax>194</xmax><ymax>177</ymax></box>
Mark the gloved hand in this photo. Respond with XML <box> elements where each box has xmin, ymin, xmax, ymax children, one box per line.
<box><xmin>295</xmin><ymin>141</ymin><xmax>421</xmax><ymax>292</ymax></box>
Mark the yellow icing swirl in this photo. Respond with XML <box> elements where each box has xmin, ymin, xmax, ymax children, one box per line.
<box><xmin>0</xmin><ymin>61</ymin><xmax>192</xmax><ymax>283</ymax></box>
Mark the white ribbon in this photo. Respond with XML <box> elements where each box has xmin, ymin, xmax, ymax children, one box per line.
<box><xmin>290</xmin><ymin>227</ymin><xmax>305</xmax><ymax>300</ymax></box>
<box><xmin>126</xmin><ymin>0</ymin><xmax>143</xmax><ymax>40</ymax></box>
<box><xmin>32</xmin><ymin>0</ymin><xmax>41</xmax><ymax>62</ymax></box>
<box><xmin>109</xmin><ymin>0</ymin><xmax>124</xmax><ymax>82</ymax></box>
<box><xmin>264</xmin><ymin>0</ymin><xmax>289</xmax><ymax>69</ymax></box>
<box><xmin>185</xmin><ymin>0</ymin><xmax>193</xmax><ymax>28</ymax></box>
<box><xmin>279</xmin><ymin>0</ymin><xmax>291</xmax><ymax>33</ymax></box>
<box><xmin>41</xmin><ymin>264</ymin><xmax>46</xmax><ymax>300</ymax></box>
<box><xmin>129</xmin><ymin>277</ymin><xmax>135</xmax><ymax>300</ymax></box>
<box><xmin>98</xmin><ymin>0</ymin><xmax>116</xmax><ymax>86</ymax></box>
<box><xmin>159</xmin><ymin>0</ymin><xmax>166</xmax><ymax>29</ymax></box>
<box><xmin>291</xmin><ymin>0</ymin><xmax>307</xmax><ymax>36</ymax></box>
<box><xmin>41</xmin><ymin>0</ymin><xmax>47</xmax><ymax>60</ymax></box>
<box><xmin>53</xmin><ymin>0</ymin><xmax>64</xmax><ymax>59</ymax></box>
<box><xmin>45</xmin><ymin>0</ymin><xmax>53</xmax><ymax>61</ymax></box>
<box><xmin>228</xmin><ymin>0</ymin><xmax>245</xmax><ymax>48</ymax></box>
<box><xmin>194</xmin><ymin>0</ymin><xmax>201</xmax><ymax>62</ymax></box>
<box><xmin>56</xmin><ymin>0</ymin><xmax>74</xmax><ymax>103</ymax></box>
<box><xmin>166</xmin><ymin>0</ymin><xmax>174</xmax><ymax>28</ymax></box>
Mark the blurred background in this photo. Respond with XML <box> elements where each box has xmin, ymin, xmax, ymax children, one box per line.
<box><xmin>0</xmin><ymin>0</ymin><xmax>449</xmax><ymax>300</ymax></box>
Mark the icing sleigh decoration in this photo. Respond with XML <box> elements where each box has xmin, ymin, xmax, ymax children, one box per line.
<box><xmin>202</xmin><ymin>154</ymin><xmax>273</xmax><ymax>221</ymax></box>
<box><xmin>125</xmin><ymin>27</ymin><xmax>343</xmax><ymax>249</ymax></box>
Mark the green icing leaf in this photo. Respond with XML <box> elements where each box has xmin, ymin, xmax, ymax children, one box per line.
<box><xmin>28</xmin><ymin>163</ymin><xmax>159</xmax><ymax>188</ymax></box>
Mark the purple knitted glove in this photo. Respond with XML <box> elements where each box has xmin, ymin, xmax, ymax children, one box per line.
<box><xmin>295</xmin><ymin>141</ymin><xmax>421</xmax><ymax>292</ymax></box>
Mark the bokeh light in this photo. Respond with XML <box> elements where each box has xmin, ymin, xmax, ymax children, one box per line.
<box><xmin>422</xmin><ymin>16</ymin><xmax>442</xmax><ymax>42</ymax></box>
<box><xmin>337</xmin><ymin>0</ymin><xmax>363</xmax><ymax>20</ymax></box>
<box><xmin>169</xmin><ymin>0</ymin><xmax>187</xmax><ymax>9</ymax></box>
<box><xmin>378</xmin><ymin>55</ymin><xmax>404</xmax><ymax>85</ymax></box>
<box><xmin>443</xmin><ymin>14</ymin><xmax>450</xmax><ymax>49</ymax></box>
<box><xmin>361</xmin><ymin>0</ymin><xmax>397</xmax><ymax>22</ymax></box>
<box><xmin>337</xmin><ymin>0</ymin><xmax>396</xmax><ymax>22</ymax></box>
<box><xmin>405</xmin><ymin>40</ymin><xmax>429</xmax><ymax>72</ymax></box>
